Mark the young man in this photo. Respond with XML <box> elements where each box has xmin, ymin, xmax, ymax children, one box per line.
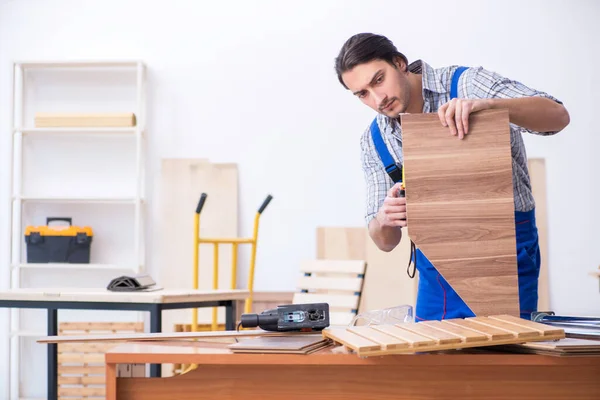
<box><xmin>334</xmin><ymin>33</ymin><xmax>570</xmax><ymax>321</ymax></box>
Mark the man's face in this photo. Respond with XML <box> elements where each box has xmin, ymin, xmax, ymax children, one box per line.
<box><xmin>341</xmin><ymin>58</ymin><xmax>411</xmax><ymax>118</ymax></box>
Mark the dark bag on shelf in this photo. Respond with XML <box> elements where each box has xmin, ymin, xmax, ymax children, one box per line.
<box><xmin>24</xmin><ymin>217</ymin><xmax>93</xmax><ymax>263</ymax></box>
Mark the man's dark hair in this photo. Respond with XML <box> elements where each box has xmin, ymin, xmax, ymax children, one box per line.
<box><xmin>335</xmin><ymin>33</ymin><xmax>409</xmax><ymax>89</ymax></box>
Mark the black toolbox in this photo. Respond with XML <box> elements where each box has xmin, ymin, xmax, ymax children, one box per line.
<box><xmin>24</xmin><ymin>217</ymin><xmax>93</xmax><ymax>263</ymax></box>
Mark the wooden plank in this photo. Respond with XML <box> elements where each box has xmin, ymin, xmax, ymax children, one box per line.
<box><xmin>58</xmin><ymin>353</ymin><xmax>105</xmax><ymax>364</ymax></box>
<box><xmin>58</xmin><ymin>387</ymin><xmax>105</xmax><ymax>397</ymax></box>
<box><xmin>370</xmin><ymin>325</ymin><xmax>436</xmax><ymax>347</ymax></box>
<box><xmin>59</xmin><ymin>322</ymin><xmax>143</xmax><ymax>332</ymax></box>
<box><xmin>347</xmin><ymin>326</ymin><xmax>409</xmax><ymax>350</ymax></box>
<box><xmin>58</xmin><ymin>365</ymin><xmax>105</xmax><ymax>374</ymax></box>
<box><xmin>296</xmin><ymin>276</ymin><xmax>363</xmax><ymax>292</ymax></box>
<box><xmin>444</xmin><ymin>318</ymin><xmax>515</xmax><ymax>340</ymax></box>
<box><xmin>58</xmin><ymin>375</ymin><xmax>105</xmax><ymax>385</ymax></box>
<box><xmin>399</xmin><ymin>322</ymin><xmax>463</xmax><ymax>344</ymax></box>
<box><xmin>401</xmin><ymin>109</ymin><xmax>520</xmax><ymax>317</ymax></box>
<box><xmin>39</xmin><ymin>329</ymin><xmax>322</xmax><ymax>344</ymax></box>
<box><xmin>316</xmin><ymin>227</ymin><xmax>367</xmax><ymax>260</ymax></box>
<box><xmin>528</xmin><ymin>158</ymin><xmax>549</xmax><ymax>311</ymax></box>
<box><xmin>321</xmin><ymin>327</ymin><xmax>382</xmax><ymax>352</ymax></box>
<box><xmin>467</xmin><ymin>316</ymin><xmax>542</xmax><ymax>339</ymax></box>
<box><xmin>419</xmin><ymin>320</ymin><xmax>489</xmax><ymax>343</ymax></box>
<box><xmin>35</xmin><ymin>112</ymin><xmax>136</xmax><ymax>127</ymax></box>
<box><xmin>489</xmin><ymin>314</ymin><xmax>565</xmax><ymax>336</ymax></box>
<box><xmin>292</xmin><ymin>293</ymin><xmax>359</xmax><ymax>309</ymax></box>
<box><xmin>158</xmin><ymin>159</ymin><xmax>238</xmax><ymax>328</ymax></box>
<box><xmin>299</xmin><ymin>260</ymin><xmax>366</xmax><ymax>275</ymax></box>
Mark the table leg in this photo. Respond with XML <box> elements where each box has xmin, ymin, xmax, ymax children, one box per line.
<box><xmin>47</xmin><ymin>308</ymin><xmax>58</xmax><ymax>400</ymax></box>
<box><xmin>225</xmin><ymin>300</ymin><xmax>236</xmax><ymax>330</ymax></box>
<box><xmin>105</xmin><ymin>362</ymin><xmax>117</xmax><ymax>400</ymax></box>
<box><xmin>149</xmin><ymin>304</ymin><xmax>162</xmax><ymax>378</ymax></box>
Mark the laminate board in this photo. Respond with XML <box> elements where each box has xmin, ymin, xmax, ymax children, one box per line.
<box><xmin>400</xmin><ymin>109</ymin><xmax>519</xmax><ymax>317</ymax></box>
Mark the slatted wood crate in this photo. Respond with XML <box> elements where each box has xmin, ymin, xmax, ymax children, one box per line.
<box><xmin>58</xmin><ymin>322</ymin><xmax>144</xmax><ymax>399</ymax></box>
<box><xmin>322</xmin><ymin>314</ymin><xmax>565</xmax><ymax>357</ymax></box>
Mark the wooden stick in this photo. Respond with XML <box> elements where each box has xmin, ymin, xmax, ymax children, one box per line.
<box><xmin>37</xmin><ymin>329</ymin><xmax>322</xmax><ymax>344</ymax></box>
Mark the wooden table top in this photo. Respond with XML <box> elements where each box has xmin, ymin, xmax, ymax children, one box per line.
<box><xmin>105</xmin><ymin>340</ymin><xmax>600</xmax><ymax>367</ymax></box>
<box><xmin>0</xmin><ymin>288</ymin><xmax>249</xmax><ymax>304</ymax></box>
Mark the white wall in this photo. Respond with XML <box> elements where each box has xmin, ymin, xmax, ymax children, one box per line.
<box><xmin>0</xmin><ymin>0</ymin><xmax>599</xmax><ymax>397</ymax></box>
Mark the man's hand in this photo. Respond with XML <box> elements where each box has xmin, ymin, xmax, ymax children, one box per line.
<box><xmin>437</xmin><ymin>98</ymin><xmax>492</xmax><ymax>139</ymax></box>
<box><xmin>375</xmin><ymin>182</ymin><xmax>407</xmax><ymax>228</ymax></box>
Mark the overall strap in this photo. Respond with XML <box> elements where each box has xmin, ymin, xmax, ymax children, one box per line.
<box><xmin>450</xmin><ymin>66</ymin><xmax>468</xmax><ymax>99</ymax></box>
<box><xmin>370</xmin><ymin>118</ymin><xmax>402</xmax><ymax>183</ymax></box>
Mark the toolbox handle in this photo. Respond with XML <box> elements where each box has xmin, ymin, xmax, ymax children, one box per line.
<box><xmin>46</xmin><ymin>217</ymin><xmax>72</xmax><ymax>226</ymax></box>
<box><xmin>258</xmin><ymin>195</ymin><xmax>273</xmax><ymax>214</ymax></box>
<box><xmin>196</xmin><ymin>193</ymin><xmax>207</xmax><ymax>214</ymax></box>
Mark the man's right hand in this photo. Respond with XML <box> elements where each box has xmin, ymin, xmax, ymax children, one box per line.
<box><xmin>375</xmin><ymin>182</ymin><xmax>407</xmax><ymax>228</ymax></box>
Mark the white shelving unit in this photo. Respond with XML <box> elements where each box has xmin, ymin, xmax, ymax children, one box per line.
<box><xmin>7</xmin><ymin>60</ymin><xmax>147</xmax><ymax>400</ymax></box>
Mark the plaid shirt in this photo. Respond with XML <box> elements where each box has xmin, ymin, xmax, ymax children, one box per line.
<box><xmin>360</xmin><ymin>60</ymin><xmax>563</xmax><ymax>225</ymax></box>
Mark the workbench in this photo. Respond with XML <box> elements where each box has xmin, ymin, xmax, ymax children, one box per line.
<box><xmin>0</xmin><ymin>287</ymin><xmax>249</xmax><ymax>400</ymax></box>
<box><xmin>105</xmin><ymin>340</ymin><xmax>600</xmax><ymax>399</ymax></box>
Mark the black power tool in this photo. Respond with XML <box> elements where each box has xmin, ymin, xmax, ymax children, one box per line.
<box><xmin>240</xmin><ymin>303</ymin><xmax>330</xmax><ymax>332</ymax></box>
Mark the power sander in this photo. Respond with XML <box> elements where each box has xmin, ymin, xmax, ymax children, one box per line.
<box><xmin>240</xmin><ymin>303</ymin><xmax>330</xmax><ymax>332</ymax></box>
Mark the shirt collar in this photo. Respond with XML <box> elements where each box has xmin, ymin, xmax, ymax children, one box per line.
<box><xmin>408</xmin><ymin>59</ymin><xmax>448</xmax><ymax>94</ymax></box>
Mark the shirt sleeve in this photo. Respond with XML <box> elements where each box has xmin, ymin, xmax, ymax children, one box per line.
<box><xmin>360</xmin><ymin>126</ymin><xmax>393</xmax><ymax>226</ymax></box>
<box><xmin>464</xmin><ymin>66</ymin><xmax>564</xmax><ymax>136</ymax></box>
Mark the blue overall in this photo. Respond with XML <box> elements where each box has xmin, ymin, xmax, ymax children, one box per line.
<box><xmin>370</xmin><ymin>66</ymin><xmax>540</xmax><ymax>321</ymax></box>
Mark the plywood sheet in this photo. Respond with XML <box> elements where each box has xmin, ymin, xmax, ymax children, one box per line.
<box><xmin>528</xmin><ymin>158</ymin><xmax>549</xmax><ymax>311</ymax></box>
<box><xmin>157</xmin><ymin>159</ymin><xmax>238</xmax><ymax>329</ymax></box>
<box><xmin>401</xmin><ymin>109</ymin><xmax>519</xmax><ymax>317</ymax></box>
<box><xmin>316</xmin><ymin>227</ymin><xmax>366</xmax><ymax>260</ymax></box>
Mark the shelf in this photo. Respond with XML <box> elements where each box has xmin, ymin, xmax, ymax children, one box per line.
<box><xmin>12</xmin><ymin>263</ymin><xmax>139</xmax><ymax>271</ymax></box>
<box><xmin>15</xmin><ymin>60</ymin><xmax>143</xmax><ymax>69</ymax></box>
<box><xmin>16</xmin><ymin>196</ymin><xmax>141</xmax><ymax>204</ymax></box>
<box><xmin>10</xmin><ymin>331</ymin><xmax>45</xmax><ymax>338</ymax></box>
<box><xmin>15</xmin><ymin>127</ymin><xmax>139</xmax><ymax>135</ymax></box>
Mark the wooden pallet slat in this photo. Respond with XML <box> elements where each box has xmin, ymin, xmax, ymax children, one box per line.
<box><xmin>399</xmin><ymin>322</ymin><xmax>463</xmax><ymax>345</ymax></box>
<box><xmin>466</xmin><ymin>316</ymin><xmax>542</xmax><ymax>339</ymax></box>
<box><xmin>322</xmin><ymin>327</ymin><xmax>382</xmax><ymax>352</ymax></box>
<box><xmin>444</xmin><ymin>319</ymin><xmax>515</xmax><ymax>340</ymax></box>
<box><xmin>370</xmin><ymin>325</ymin><xmax>437</xmax><ymax>347</ymax></box>
<box><xmin>419</xmin><ymin>320</ymin><xmax>489</xmax><ymax>343</ymax></box>
<box><xmin>347</xmin><ymin>326</ymin><xmax>409</xmax><ymax>350</ymax></box>
<box><xmin>488</xmin><ymin>314</ymin><xmax>565</xmax><ymax>336</ymax></box>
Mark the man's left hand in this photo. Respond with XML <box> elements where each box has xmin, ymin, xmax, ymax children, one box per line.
<box><xmin>437</xmin><ymin>98</ymin><xmax>492</xmax><ymax>139</ymax></box>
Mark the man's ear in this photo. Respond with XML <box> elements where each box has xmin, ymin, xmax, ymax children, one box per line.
<box><xmin>394</xmin><ymin>57</ymin><xmax>408</xmax><ymax>73</ymax></box>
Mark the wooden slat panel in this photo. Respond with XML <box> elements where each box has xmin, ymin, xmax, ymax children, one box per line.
<box><xmin>419</xmin><ymin>320</ymin><xmax>488</xmax><ymax>343</ymax></box>
<box><xmin>489</xmin><ymin>314</ymin><xmax>565</xmax><ymax>336</ymax></box>
<box><xmin>292</xmin><ymin>293</ymin><xmax>358</xmax><ymax>309</ymax></box>
<box><xmin>299</xmin><ymin>260</ymin><xmax>366</xmax><ymax>275</ymax></box>
<box><xmin>347</xmin><ymin>326</ymin><xmax>409</xmax><ymax>350</ymax></box>
<box><xmin>296</xmin><ymin>276</ymin><xmax>363</xmax><ymax>292</ymax></box>
<box><xmin>370</xmin><ymin>325</ymin><xmax>436</xmax><ymax>347</ymax></box>
<box><xmin>401</xmin><ymin>109</ymin><xmax>519</xmax><ymax>317</ymax></box>
<box><xmin>321</xmin><ymin>327</ymin><xmax>382</xmax><ymax>352</ymax></box>
<box><xmin>467</xmin><ymin>316</ymin><xmax>542</xmax><ymax>339</ymax></box>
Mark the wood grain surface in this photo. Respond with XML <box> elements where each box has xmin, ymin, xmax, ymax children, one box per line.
<box><xmin>401</xmin><ymin>109</ymin><xmax>519</xmax><ymax>316</ymax></box>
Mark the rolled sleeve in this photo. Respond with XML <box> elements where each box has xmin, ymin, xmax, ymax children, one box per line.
<box><xmin>360</xmin><ymin>127</ymin><xmax>391</xmax><ymax>226</ymax></box>
<box><xmin>466</xmin><ymin>66</ymin><xmax>564</xmax><ymax>135</ymax></box>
